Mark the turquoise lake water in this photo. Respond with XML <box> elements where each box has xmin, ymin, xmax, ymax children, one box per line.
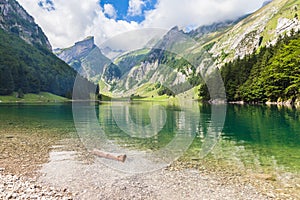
<box><xmin>0</xmin><ymin>102</ymin><xmax>299</xmax><ymax>173</ymax></box>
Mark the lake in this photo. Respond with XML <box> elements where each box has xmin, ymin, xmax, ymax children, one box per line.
<box><xmin>0</xmin><ymin>102</ymin><xmax>299</xmax><ymax>175</ymax></box>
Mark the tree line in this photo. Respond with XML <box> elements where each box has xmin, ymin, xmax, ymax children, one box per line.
<box><xmin>200</xmin><ymin>29</ymin><xmax>300</xmax><ymax>103</ymax></box>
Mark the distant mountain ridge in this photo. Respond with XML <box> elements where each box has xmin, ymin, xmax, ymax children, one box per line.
<box><xmin>187</xmin><ymin>14</ymin><xmax>250</xmax><ymax>39</ymax></box>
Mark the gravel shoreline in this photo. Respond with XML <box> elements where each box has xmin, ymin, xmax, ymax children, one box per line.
<box><xmin>1</xmin><ymin>158</ymin><xmax>299</xmax><ymax>199</ymax></box>
<box><xmin>0</xmin><ymin>132</ymin><xmax>299</xmax><ymax>199</ymax></box>
<box><xmin>0</xmin><ymin>166</ymin><xmax>270</xmax><ymax>200</ymax></box>
<box><xmin>0</xmin><ymin>171</ymin><xmax>73</xmax><ymax>199</ymax></box>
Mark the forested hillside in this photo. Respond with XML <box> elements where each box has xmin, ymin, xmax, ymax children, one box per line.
<box><xmin>208</xmin><ymin>30</ymin><xmax>300</xmax><ymax>103</ymax></box>
<box><xmin>0</xmin><ymin>28</ymin><xmax>77</xmax><ymax>97</ymax></box>
<box><xmin>0</xmin><ymin>0</ymin><xmax>97</xmax><ymax>99</ymax></box>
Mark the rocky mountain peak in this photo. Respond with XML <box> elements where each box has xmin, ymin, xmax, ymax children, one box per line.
<box><xmin>55</xmin><ymin>36</ymin><xmax>96</xmax><ymax>63</ymax></box>
<box><xmin>0</xmin><ymin>0</ymin><xmax>52</xmax><ymax>50</ymax></box>
<box><xmin>74</xmin><ymin>36</ymin><xmax>95</xmax><ymax>50</ymax></box>
<box><xmin>55</xmin><ymin>36</ymin><xmax>114</xmax><ymax>83</ymax></box>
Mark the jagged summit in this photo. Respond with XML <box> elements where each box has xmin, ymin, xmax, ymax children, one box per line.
<box><xmin>75</xmin><ymin>36</ymin><xmax>95</xmax><ymax>48</ymax></box>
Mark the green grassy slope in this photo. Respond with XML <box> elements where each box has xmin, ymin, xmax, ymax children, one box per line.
<box><xmin>0</xmin><ymin>92</ymin><xmax>68</xmax><ymax>103</ymax></box>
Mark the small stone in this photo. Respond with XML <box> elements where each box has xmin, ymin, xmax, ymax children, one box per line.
<box><xmin>12</xmin><ymin>193</ymin><xmax>18</xmax><ymax>198</ymax></box>
<box><xmin>266</xmin><ymin>192</ymin><xmax>276</xmax><ymax>198</ymax></box>
<box><xmin>30</xmin><ymin>194</ymin><xmax>39</xmax><ymax>199</ymax></box>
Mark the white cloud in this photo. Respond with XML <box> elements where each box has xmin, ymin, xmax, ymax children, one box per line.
<box><xmin>16</xmin><ymin>0</ymin><xmax>266</xmax><ymax>49</ymax></box>
<box><xmin>128</xmin><ymin>0</ymin><xmax>145</xmax><ymax>16</ymax></box>
<box><xmin>17</xmin><ymin>0</ymin><xmax>138</xmax><ymax>48</ymax></box>
<box><xmin>17</xmin><ymin>0</ymin><xmax>101</xmax><ymax>48</ymax></box>
<box><xmin>142</xmin><ymin>0</ymin><xmax>265</xmax><ymax>30</ymax></box>
<box><xmin>103</xmin><ymin>3</ymin><xmax>117</xmax><ymax>19</ymax></box>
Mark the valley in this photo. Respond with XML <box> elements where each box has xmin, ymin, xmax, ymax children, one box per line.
<box><xmin>0</xmin><ymin>0</ymin><xmax>300</xmax><ymax>199</ymax></box>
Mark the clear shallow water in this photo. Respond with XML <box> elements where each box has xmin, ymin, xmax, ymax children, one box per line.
<box><xmin>0</xmin><ymin>102</ymin><xmax>299</xmax><ymax>173</ymax></box>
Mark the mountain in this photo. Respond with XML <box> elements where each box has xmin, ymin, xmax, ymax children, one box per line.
<box><xmin>0</xmin><ymin>0</ymin><xmax>95</xmax><ymax>98</ymax></box>
<box><xmin>208</xmin><ymin>0</ymin><xmax>300</xmax><ymax>64</ymax></box>
<box><xmin>0</xmin><ymin>0</ymin><xmax>51</xmax><ymax>50</ymax></box>
<box><xmin>100</xmin><ymin>0</ymin><xmax>300</xmax><ymax>101</ymax></box>
<box><xmin>55</xmin><ymin>36</ymin><xmax>114</xmax><ymax>83</ymax></box>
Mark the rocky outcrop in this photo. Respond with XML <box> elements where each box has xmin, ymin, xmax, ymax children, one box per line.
<box><xmin>113</xmin><ymin>60</ymin><xmax>188</xmax><ymax>95</ymax></box>
<box><xmin>209</xmin><ymin>1</ymin><xmax>279</xmax><ymax>62</ymax></box>
<box><xmin>0</xmin><ymin>0</ymin><xmax>52</xmax><ymax>50</ymax></box>
<box><xmin>276</xmin><ymin>17</ymin><xmax>299</xmax><ymax>35</ymax></box>
<box><xmin>208</xmin><ymin>0</ymin><xmax>299</xmax><ymax>64</ymax></box>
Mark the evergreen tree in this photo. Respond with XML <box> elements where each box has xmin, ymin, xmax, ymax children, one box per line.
<box><xmin>0</xmin><ymin>66</ymin><xmax>14</xmax><ymax>95</ymax></box>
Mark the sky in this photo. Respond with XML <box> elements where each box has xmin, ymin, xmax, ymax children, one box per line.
<box><xmin>17</xmin><ymin>0</ymin><xmax>266</xmax><ymax>49</ymax></box>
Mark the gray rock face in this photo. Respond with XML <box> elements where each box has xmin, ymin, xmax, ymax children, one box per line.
<box><xmin>56</xmin><ymin>36</ymin><xmax>95</xmax><ymax>63</ymax></box>
<box><xmin>55</xmin><ymin>36</ymin><xmax>113</xmax><ymax>83</ymax></box>
<box><xmin>0</xmin><ymin>0</ymin><xmax>52</xmax><ymax>50</ymax></box>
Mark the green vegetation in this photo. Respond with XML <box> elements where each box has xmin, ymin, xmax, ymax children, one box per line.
<box><xmin>157</xmin><ymin>84</ymin><xmax>175</xmax><ymax>97</ymax></box>
<box><xmin>201</xmin><ymin>30</ymin><xmax>300</xmax><ymax>103</ymax></box>
<box><xmin>0</xmin><ymin>28</ymin><xmax>95</xmax><ymax>99</ymax></box>
<box><xmin>103</xmin><ymin>63</ymin><xmax>121</xmax><ymax>82</ymax></box>
<box><xmin>0</xmin><ymin>28</ymin><xmax>74</xmax><ymax>96</ymax></box>
<box><xmin>0</xmin><ymin>92</ymin><xmax>68</xmax><ymax>102</ymax></box>
<box><xmin>106</xmin><ymin>48</ymin><xmax>149</xmax><ymax>80</ymax></box>
<box><xmin>241</xmin><ymin>32</ymin><xmax>300</xmax><ymax>102</ymax></box>
<box><xmin>203</xmin><ymin>41</ymin><xmax>216</xmax><ymax>51</ymax></box>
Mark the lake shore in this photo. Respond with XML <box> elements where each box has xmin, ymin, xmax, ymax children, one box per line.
<box><xmin>1</xmin><ymin>159</ymin><xmax>298</xmax><ymax>200</ymax></box>
<box><xmin>0</xmin><ymin>163</ymin><xmax>269</xmax><ymax>200</ymax></box>
<box><xmin>0</xmin><ymin>172</ymin><xmax>73</xmax><ymax>199</ymax></box>
<box><xmin>1</xmin><ymin>138</ymin><xmax>299</xmax><ymax>200</ymax></box>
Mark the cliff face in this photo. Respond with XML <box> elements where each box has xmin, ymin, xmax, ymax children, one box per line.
<box><xmin>0</xmin><ymin>0</ymin><xmax>52</xmax><ymax>50</ymax></box>
<box><xmin>55</xmin><ymin>36</ymin><xmax>113</xmax><ymax>83</ymax></box>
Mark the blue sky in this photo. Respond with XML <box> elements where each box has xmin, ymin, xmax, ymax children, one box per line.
<box><xmin>99</xmin><ymin>0</ymin><xmax>157</xmax><ymax>23</ymax></box>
